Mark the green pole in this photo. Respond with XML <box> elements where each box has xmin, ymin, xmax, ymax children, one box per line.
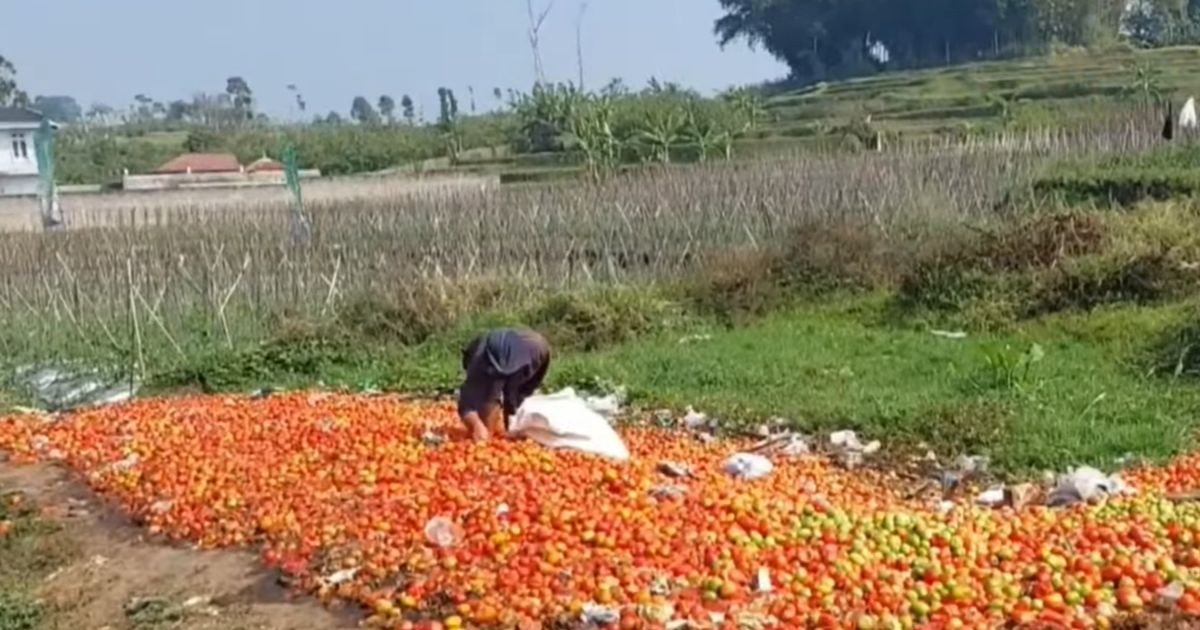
<box><xmin>34</xmin><ymin>119</ymin><xmax>61</xmax><ymax>228</ymax></box>
<box><xmin>282</xmin><ymin>144</ymin><xmax>310</xmax><ymax>243</ymax></box>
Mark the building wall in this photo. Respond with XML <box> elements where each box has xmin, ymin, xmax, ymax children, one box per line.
<box><xmin>0</xmin><ymin>124</ymin><xmax>42</xmax><ymax>179</ymax></box>
<box><xmin>0</xmin><ymin>174</ymin><xmax>39</xmax><ymax>197</ymax></box>
<box><xmin>122</xmin><ymin>169</ymin><xmax>321</xmax><ymax>192</ymax></box>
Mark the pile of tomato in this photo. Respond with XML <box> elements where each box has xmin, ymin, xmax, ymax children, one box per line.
<box><xmin>4</xmin><ymin>393</ymin><xmax>1200</xmax><ymax>629</ymax></box>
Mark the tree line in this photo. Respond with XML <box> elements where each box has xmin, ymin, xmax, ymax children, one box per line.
<box><xmin>715</xmin><ymin>0</ymin><xmax>1200</xmax><ymax>82</ymax></box>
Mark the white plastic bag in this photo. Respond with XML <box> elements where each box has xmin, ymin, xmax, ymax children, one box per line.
<box><xmin>510</xmin><ymin>388</ymin><xmax>630</xmax><ymax>461</ymax></box>
<box><xmin>1046</xmin><ymin>466</ymin><xmax>1134</xmax><ymax>507</ymax></box>
<box><xmin>723</xmin><ymin>453</ymin><xmax>773</xmax><ymax>480</ymax></box>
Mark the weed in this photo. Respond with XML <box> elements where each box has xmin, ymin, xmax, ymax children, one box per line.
<box><xmin>973</xmin><ymin>342</ymin><xmax>1046</xmax><ymax>393</ymax></box>
<box><xmin>0</xmin><ymin>593</ymin><xmax>44</xmax><ymax>630</ymax></box>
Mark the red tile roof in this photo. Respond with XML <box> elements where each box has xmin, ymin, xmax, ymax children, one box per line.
<box><xmin>246</xmin><ymin>156</ymin><xmax>284</xmax><ymax>173</ymax></box>
<box><xmin>154</xmin><ymin>153</ymin><xmax>241</xmax><ymax>174</ymax></box>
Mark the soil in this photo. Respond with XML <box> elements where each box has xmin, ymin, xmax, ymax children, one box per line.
<box><xmin>0</xmin><ymin>462</ymin><xmax>357</xmax><ymax>630</ymax></box>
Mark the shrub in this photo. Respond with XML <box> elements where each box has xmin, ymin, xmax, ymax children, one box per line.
<box><xmin>527</xmin><ymin>288</ymin><xmax>674</xmax><ymax>351</ymax></box>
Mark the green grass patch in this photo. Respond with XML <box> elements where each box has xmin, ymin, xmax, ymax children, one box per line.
<box><xmin>553</xmin><ymin>298</ymin><xmax>1200</xmax><ymax>472</ymax></box>
<box><xmin>0</xmin><ymin>490</ymin><xmax>79</xmax><ymax>630</ymax></box>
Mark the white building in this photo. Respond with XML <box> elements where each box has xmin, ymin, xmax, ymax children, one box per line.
<box><xmin>0</xmin><ymin>107</ymin><xmax>51</xmax><ymax>197</ymax></box>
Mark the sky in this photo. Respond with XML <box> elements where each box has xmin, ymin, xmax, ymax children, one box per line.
<box><xmin>3</xmin><ymin>0</ymin><xmax>786</xmax><ymax>120</ymax></box>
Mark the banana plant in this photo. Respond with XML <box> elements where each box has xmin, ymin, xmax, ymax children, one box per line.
<box><xmin>566</xmin><ymin>97</ymin><xmax>622</xmax><ymax>181</ymax></box>
<box><xmin>722</xmin><ymin>87</ymin><xmax>768</xmax><ymax>133</ymax></box>
<box><xmin>637</xmin><ymin>105</ymin><xmax>684</xmax><ymax>165</ymax></box>
<box><xmin>684</xmin><ymin>101</ymin><xmax>738</xmax><ymax>163</ymax></box>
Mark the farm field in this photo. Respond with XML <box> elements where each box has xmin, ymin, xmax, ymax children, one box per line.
<box><xmin>10</xmin><ymin>60</ymin><xmax>1200</xmax><ymax>630</ymax></box>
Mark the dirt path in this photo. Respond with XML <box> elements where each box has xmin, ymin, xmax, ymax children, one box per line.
<box><xmin>0</xmin><ymin>462</ymin><xmax>356</xmax><ymax>630</ymax></box>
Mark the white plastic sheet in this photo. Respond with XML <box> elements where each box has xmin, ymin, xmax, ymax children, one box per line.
<box><xmin>510</xmin><ymin>388</ymin><xmax>630</xmax><ymax>461</ymax></box>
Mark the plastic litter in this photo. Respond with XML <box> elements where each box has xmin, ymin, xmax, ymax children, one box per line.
<box><xmin>510</xmin><ymin>389</ymin><xmax>630</xmax><ymax>461</ymax></box>
<box><xmin>657</xmin><ymin>461</ymin><xmax>692</xmax><ymax>478</ymax></box>
<box><xmin>954</xmin><ymin>454</ymin><xmax>989</xmax><ymax>476</ymax></box>
<box><xmin>651</xmin><ymin>485</ymin><xmax>686</xmax><ymax>500</ymax></box>
<box><xmin>423</xmin><ymin>516</ymin><xmax>463</xmax><ymax>548</ymax></box>
<box><xmin>1157</xmin><ymin>581</ymin><xmax>1186</xmax><ymax>610</ymax></box>
<box><xmin>421</xmin><ymin>432</ymin><xmax>447</xmax><ymax>447</ymax></box>
<box><xmin>637</xmin><ymin>601</ymin><xmax>675</xmax><ymax>623</ymax></box>
<box><xmin>749</xmin><ymin>432</ymin><xmax>810</xmax><ymax>457</ymax></box>
<box><xmin>581</xmin><ymin>603</ymin><xmax>620</xmax><ymax>626</ymax></box>
<box><xmin>15</xmin><ymin>365</ymin><xmax>139</xmax><ymax>412</ymax></box>
<box><xmin>829</xmin><ymin>430</ymin><xmax>881</xmax><ymax>469</ymax></box>
<box><xmin>754</xmin><ymin>567</ymin><xmax>773</xmax><ymax>593</ymax></box>
<box><xmin>723</xmin><ymin>453</ymin><xmax>773</xmax><ymax>480</ymax></box>
<box><xmin>931</xmin><ymin>330</ymin><xmax>968</xmax><ymax>340</ymax></box>
<box><xmin>583</xmin><ymin>393</ymin><xmax>622</xmax><ymax>422</ymax></box>
<box><xmin>1046</xmin><ymin>466</ymin><xmax>1134</xmax><ymax>507</ymax></box>
<box><xmin>975</xmin><ymin>487</ymin><xmax>1006</xmax><ymax>507</ymax></box>
<box><xmin>682</xmin><ymin>406</ymin><xmax>709</xmax><ymax>430</ymax></box>
<box><xmin>829</xmin><ymin>430</ymin><xmax>881</xmax><ymax>454</ymax></box>
<box><xmin>320</xmin><ymin>567</ymin><xmax>358</xmax><ymax>586</ymax></box>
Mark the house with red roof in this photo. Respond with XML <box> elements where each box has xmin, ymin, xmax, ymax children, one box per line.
<box><xmin>122</xmin><ymin>152</ymin><xmax>318</xmax><ymax>191</ymax></box>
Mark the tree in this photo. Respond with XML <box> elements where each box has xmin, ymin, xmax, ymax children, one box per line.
<box><xmin>133</xmin><ymin>94</ymin><xmax>156</xmax><ymax>121</ymax></box>
<box><xmin>378</xmin><ymin>95</ymin><xmax>397</xmax><ymax>124</ymax></box>
<box><xmin>711</xmin><ymin>0</ymin><xmax>1116</xmax><ymax>82</ymax></box>
<box><xmin>324</xmin><ymin>111</ymin><xmax>344</xmax><ymax>125</ymax></box>
<box><xmin>437</xmin><ymin>88</ymin><xmax>463</xmax><ymax>163</ymax></box>
<box><xmin>86</xmin><ymin>103</ymin><xmax>116</xmax><ymax>125</ymax></box>
<box><xmin>437</xmin><ymin>88</ymin><xmax>460</xmax><ymax>127</ymax></box>
<box><xmin>350</xmin><ymin>96</ymin><xmax>380</xmax><ymax>124</ymax></box>
<box><xmin>287</xmin><ymin>84</ymin><xmax>307</xmax><ymax>118</ymax></box>
<box><xmin>225</xmin><ymin>76</ymin><xmax>254</xmax><ymax>120</ymax></box>
<box><xmin>400</xmin><ymin>95</ymin><xmax>416</xmax><ymax>124</ymax></box>
<box><xmin>31</xmin><ymin>95</ymin><xmax>82</xmax><ymax>122</ymax></box>
<box><xmin>166</xmin><ymin>99</ymin><xmax>193</xmax><ymax>122</ymax></box>
<box><xmin>0</xmin><ymin>54</ymin><xmax>29</xmax><ymax>107</ymax></box>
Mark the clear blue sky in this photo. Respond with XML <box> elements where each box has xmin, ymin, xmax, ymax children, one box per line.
<box><xmin>5</xmin><ymin>0</ymin><xmax>785</xmax><ymax>119</ymax></box>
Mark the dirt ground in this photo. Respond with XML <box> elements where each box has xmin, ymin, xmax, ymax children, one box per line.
<box><xmin>0</xmin><ymin>462</ymin><xmax>356</xmax><ymax>630</ymax></box>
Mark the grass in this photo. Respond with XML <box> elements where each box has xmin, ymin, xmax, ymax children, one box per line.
<box><xmin>565</xmin><ymin>299</ymin><xmax>1200</xmax><ymax>473</ymax></box>
<box><xmin>340</xmin><ymin>295</ymin><xmax>1197</xmax><ymax>474</ymax></box>
<box><xmin>0</xmin><ymin>490</ymin><xmax>78</xmax><ymax>630</ymax></box>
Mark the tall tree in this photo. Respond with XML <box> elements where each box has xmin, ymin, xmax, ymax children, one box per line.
<box><xmin>286</xmin><ymin>84</ymin><xmax>307</xmax><ymax>118</ymax></box>
<box><xmin>350</xmin><ymin>96</ymin><xmax>380</xmax><ymax>124</ymax></box>
<box><xmin>378</xmin><ymin>95</ymin><xmax>397</xmax><ymax>124</ymax></box>
<box><xmin>31</xmin><ymin>95</ymin><xmax>82</xmax><ymax>122</ymax></box>
<box><xmin>225</xmin><ymin>76</ymin><xmax>254</xmax><ymax>120</ymax></box>
<box><xmin>711</xmin><ymin>0</ymin><xmax>1148</xmax><ymax>81</ymax></box>
<box><xmin>400</xmin><ymin>95</ymin><xmax>416</xmax><ymax>124</ymax></box>
<box><xmin>0</xmin><ymin>54</ymin><xmax>29</xmax><ymax>107</ymax></box>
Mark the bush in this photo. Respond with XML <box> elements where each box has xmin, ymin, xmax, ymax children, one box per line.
<box><xmin>527</xmin><ymin>288</ymin><xmax>674</xmax><ymax>351</ymax></box>
<box><xmin>1033</xmin><ymin>145</ymin><xmax>1200</xmax><ymax>207</ymax></box>
<box><xmin>897</xmin><ymin>206</ymin><xmax>1200</xmax><ymax>325</ymax></box>
<box><xmin>1033</xmin><ymin>169</ymin><xmax>1200</xmax><ymax>207</ymax></box>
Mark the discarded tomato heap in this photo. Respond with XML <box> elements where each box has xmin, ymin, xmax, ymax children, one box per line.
<box><xmin>4</xmin><ymin>393</ymin><xmax>1200</xmax><ymax>629</ymax></box>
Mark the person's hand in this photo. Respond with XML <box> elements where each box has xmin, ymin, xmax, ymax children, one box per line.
<box><xmin>462</xmin><ymin>412</ymin><xmax>490</xmax><ymax>443</ymax></box>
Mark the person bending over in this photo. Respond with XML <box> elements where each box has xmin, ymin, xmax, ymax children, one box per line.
<box><xmin>457</xmin><ymin>328</ymin><xmax>551</xmax><ymax>442</ymax></box>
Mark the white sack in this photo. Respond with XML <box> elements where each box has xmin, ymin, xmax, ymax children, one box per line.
<box><xmin>510</xmin><ymin>388</ymin><xmax>630</xmax><ymax>461</ymax></box>
<box><xmin>1182</xmin><ymin>97</ymin><xmax>1198</xmax><ymax>130</ymax></box>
